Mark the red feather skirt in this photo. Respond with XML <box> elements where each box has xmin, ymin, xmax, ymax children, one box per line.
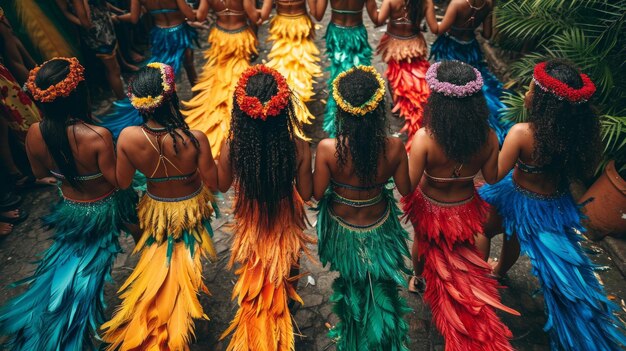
<box><xmin>402</xmin><ymin>188</ymin><xmax>519</xmax><ymax>351</ymax></box>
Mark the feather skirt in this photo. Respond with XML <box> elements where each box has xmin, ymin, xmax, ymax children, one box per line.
<box><xmin>266</xmin><ymin>14</ymin><xmax>321</xmax><ymax>129</ymax></box>
<box><xmin>0</xmin><ymin>188</ymin><xmax>138</xmax><ymax>351</ymax></box>
<box><xmin>323</xmin><ymin>23</ymin><xmax>372</xmax><ymax>137</ymax></box>
<box><xmin>317</xmin><ymin>187</ymin><xmax>411</xmax><ymax>350</ymax></box>
<box><xmin>149</xmin><ymin>23</ymin><xmax>197</xmax><ymax>75</ymax></box>
<box><xmin>221</xmin><ymin>193</ymin><xmax>315</xmax><ymax>351</ymax></box>
<box><xmin>430</xmin><ymin>34</ymin><xmax>512</xmax><ymax>144</ymax></box>
<box><xmin>183</xmin><ymin>26</ymin><xmax>257</xmax><ymax>158</ymax></box>
<box><xmin>402</xmin><ymin>188</ymin><xmax>519</xmax><ymax>351</ymax></box>
<box><xmin>101</xmin><ymin>187</ymin><xmax>217</xmax><ymax>351</ymax></box>
<box><xmin>479</xmin><ymin>173</ymin><xmax>626</xmax><ymax>350</ymax></box>
<box><xmin>97</xmin><ymin>98</ymin><xmax>143</xmax><ymax>141</ymax></box>
<box><xmin>377</xmin><ymin>33</ymin><xmax>430</xmax><ymax>152</ymax></box>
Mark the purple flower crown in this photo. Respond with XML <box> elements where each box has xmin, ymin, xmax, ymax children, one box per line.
<box><xmin>425</xmin><ymin>61</ymin><xmax>483</xmax><ymax>98</ymax></box>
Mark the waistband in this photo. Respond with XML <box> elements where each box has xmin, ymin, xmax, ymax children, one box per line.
<box><xmin>329</xmin><ymin>22</ymin><xmax>365</xmax><ymax>29</ymax></box>
<box><xmin>276</xmin><ymin>12</ymin><xmax>308</xmax><ymax>18</ymax></box>
<box><xmin>385</xmin><ymin>32</ymin><xmax>421</xmax><ymax>40</ymax></box>
<box><xmin>214</xmin><ymin>23</ymin><xmax>250</xmax><ymax>34</ymax></box>
<box><xmin>328</xmin><ymin>202</ymin><xmax>391</xmax><ymax>231</ymax></box>
<box><xmin>418</xmin><ymin>187</ymin><xmax>475</xmax><ymax>207</ymax></box>
<box><xmin>512</xmin><ymin>178</ymin><xmax>566</xmax><ymax>200</ymax></box>
<box><xmin>443</xmin><ymin>33</ymin><xmax>476</xmax><ymax>45</ymax></box>
<box><xmin>146</xmin><ymin>185</ymin><xmax>203</xmax><ymax>202</ymax></box>
<box><xmin>154</xmin><ymin>22</ymin><xmax>187</xmax><ymax>31</ymax></box>
<box><xmin>63</xmin><ymin>188</ymin><xmax>118</xmax><ymax>205</ymax></box>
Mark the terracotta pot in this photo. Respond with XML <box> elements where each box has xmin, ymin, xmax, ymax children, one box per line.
<box><xmin>580</xmin><ymin>160</ymin><xmax>626</xmax><ymax>240</ymax></box>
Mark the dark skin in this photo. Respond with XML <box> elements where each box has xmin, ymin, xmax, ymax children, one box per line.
<box><xmin>408</xmin><ymin>127</ymin><xmax>499</xmax><ymax>279</ymax></box>
<box><xmin>375</xmin><ymin>0</ymin><xmax>425</xmax><ymax>34</ymax></box>
<box><xmin>311</xmin><ymin>0</ymin><xmax>378</xmax><ymax>26</ymax></box>
<box><xmin>424</xmin><ymin>0</ymin><xmax>493</xmax><ymax>40</ymax></box>
<box><xmin>115</xmin><ymin>0</ymin><xmax>200</xmax><ymax>85</ymax></box>
<box><xmin>217</xmin><ymin>138</ymin><xmax>312</xmax><ymax>200</ymax></box>
<box><xmin>259</xmin><ymin>0</ymin><xmax>314</xmax><ymax>20</ymax></box>
<box><xmin>199</xmin><ymin>0</ymin><xmax>262</xmax><ymax>31</ymax></box>
<box><xmin>313</xmin><ymin>137</ymin><xmax>411</xmax><ymax>225</ymax></box>
<box><xmin>0</xmin><ymin>15</ymin><xmax>37</xmax><ymax>85</ymax></box>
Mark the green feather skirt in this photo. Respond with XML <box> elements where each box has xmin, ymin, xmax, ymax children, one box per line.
<box><xmin>317</xmin><ymin>187</ymin><xmax>411</xmax><ymax>350</ymax></box>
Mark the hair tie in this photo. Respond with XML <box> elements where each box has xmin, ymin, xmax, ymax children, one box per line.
<box><xmin>234</xmin><ymin>65</ymin><xmax>290</xmax><ymax>121</ymax></box>
<box><xmin>532</xmin><ymin>61</ymin><xmax>595</xmax><ymax>103</ymax></box>
<box><xmin>333</xmin><ymin>65</ymin><xmax>385</xmax><ymax>116</ymax></box>
<box><xmin>128</xmin><ymin>62</ymin><xmax>176</xmax><ymax>113</ymax></box>
<box><xmin>425</xmin><ymin>61</ymin><xmax>483</xmax><ymax>98</ymax></box>
<box><xmin>26</xmin><ymin>57</ymin><xmax>85</xmax><ymax>103</ymax></box>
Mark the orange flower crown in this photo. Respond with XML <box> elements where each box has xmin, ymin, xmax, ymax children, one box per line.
<box><xmin>26</xmin><ymin>57</ymin><xmax>85</xmax><ymax>103</ymax></box>
<box><xmin>234</xmin><ymin>65</ymin><xmax>290</xmax><ymax>121</ymax></box>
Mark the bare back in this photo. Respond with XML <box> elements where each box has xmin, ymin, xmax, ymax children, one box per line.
<box><xmin>275</xmin><ymin>0</ymin><xmax>308</xmax><ymax>15</ymax></box>
<box><xmin>142</xmin><ymin>0</ymin><xmax>189</xmax><ymax>27</ymax></box>
<box><xmin>208</xmin><ymin>0</ymin><xmax>251</xmax><ymax>29</ymax></box>
<box><xmin>330</xmin><ymin>0</ymin><xmax>368</xmax><ymax>26</ymax></box>
<box><xmin>448</xmin><ymin>0</ymin><xmax>491</xmax><ymax>40</ymax></box>
<box><xmin>385</xmin><ymin>0</ymin><xmax>423</xmax><ymax>37</ymax></box>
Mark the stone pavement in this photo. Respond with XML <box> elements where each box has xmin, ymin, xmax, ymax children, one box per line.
<box><xmin>1</xmin><ymin>8</ymin><xmax>625</xmax><ymax>351</ymax></box>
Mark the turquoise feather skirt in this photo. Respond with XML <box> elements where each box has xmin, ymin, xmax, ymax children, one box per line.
<box><xmin>479</xmin><ymin>173</ymin><xmax>626</xmax><ymax>350</ymax></box>
<box><xmin>0</xmin><ymin>188</ymin><xmax>138</xmax><ymax>351</ymax></box>
<box><xmin>317</xmin><ymin>187</ymin><xmax>411</xmax><ymax>350</ymax></box>
<box><xmin>149</xmin><ymin>23</ymin><xmax>197</xmax><ymax>76</ymax></box>
<box><xmin>323</xmin><ymin>23</ymin><xmax>372</xmax><ymax>137</ymax></box>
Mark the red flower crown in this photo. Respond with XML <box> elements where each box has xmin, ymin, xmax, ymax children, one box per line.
<box><xmin>26</xmin><ymin>57</ymin><xmax>85</xmax><ymax>103</ymax></box>
<box><xmin>234</xmin><ymin>65</ymin><xmax>290</xmax><ymax>120</ymax></box>
<box><xmin>533</xmin><ymin>62</ymin><xmax>596</xmax><ymax>103</ymax></box>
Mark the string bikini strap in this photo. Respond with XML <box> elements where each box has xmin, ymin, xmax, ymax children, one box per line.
<box><xmin>141</xmin><ymin>128</ymin><xmax>185</xmax><ymax>178</ymax></box>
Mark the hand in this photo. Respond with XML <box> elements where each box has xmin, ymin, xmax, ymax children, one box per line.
<box><xmin>111</xmin><ymin>14</ymin><xmax>120</xmax><ymax>23</ymax></box>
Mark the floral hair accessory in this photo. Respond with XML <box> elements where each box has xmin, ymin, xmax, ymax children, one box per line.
<box><xmin>533</xmin><ymin>61</ymin><xmax>595</xmax><ymax>103</ymax></box>
<box><xmin>26</xmin><ymin>57</ymin><xmax>85</xmax><ymax>103</ymax></box>
<box><xmin>234</xmin><ymin>65</ymin><xmax>290</xmax><ymax>120</ymax></box>
<box><xmin>128</xmin><ymin>62</ymin><xmax>176</xmax><ymax>113</ymax></box>
<box><xmin>426</xmin><ymin>61</ymin><xmax>483</xmax><ymax>98</ymax></box>
<box><xmin>333</xmin><ymin>65</ymin><xmax>385</xmax><ymax>116</ymax></box>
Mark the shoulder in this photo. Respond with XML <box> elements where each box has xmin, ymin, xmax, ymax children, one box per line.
<box><xmin>26</xmin><ymin>122</ymin><xmax>41</xmax><ymax>137</ymax></box>
<box><xmin>190</xmin><ymin>130</ymin><xmax>209</xmax><ymax>143</ymax></box>
<box><xmin>508</xmin><ymin>123</ymin><xmax>532</xmax><ymax>138</ymax></box>
<box><xmin>386</xmin><ymin>136</ymin><xmax>404</xmax><ymax>151</ymax></box>
<box><xmin>317</xmin><ymin>138</ymin><xmax>335</xmax><ymax>152</ymax></box>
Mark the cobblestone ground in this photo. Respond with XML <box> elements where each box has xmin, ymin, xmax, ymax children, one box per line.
<box><xmin>1</xmin><ymin>9</ymin><xmax>625</xmax><ymax>351</ymax></box>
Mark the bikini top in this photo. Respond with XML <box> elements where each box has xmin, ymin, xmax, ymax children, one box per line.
<box><xmin>390</xmin><ymin>0</ymin><xmax>412</xmax><ymax>25</ymax></box>
<box><xmin>424</xmin><ymin>163</ymin><xmax>478</xmax><ymax>183</ymax></box>
<box><xmin>516</xmin><ymin>159</ymin><xmax>549</xmax><ymax>174</ymax></box>
<box><xmin>141</xmin><ymin>127</ymin><xmax>197</xmax><ymax>183</ymax></box>
<box><xmin>149</xmin><ymin>8</ymin><xmax>179</xmax><ymax>15</ymax></box>
<box><xmin>50</xmin><ymin>170</ymin><xmax>103</xmax><ymax>181</ymax></box>
<box><xmin>450</xmin><ymin>0</ymin><xmax>486</xmax><ymax>31</ymax></box>
<box><xmin>330</xmin><ymin>179</ymin><xmax>387</xmax><ymax>208</ymax></box>
<box><xmin>216</xmin><ymin>0</ymin><xmax>246</xmax><ymax>16</ymax></box>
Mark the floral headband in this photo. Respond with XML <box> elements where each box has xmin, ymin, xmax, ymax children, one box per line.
<box><xmin>128</xmin><ymin>62</ymin><xmax>176</xmax><ymax>113</ymax></box>
<box><xmin>234</xmin><ymin>65</ymin><xmax>290</xmax><ymax>120</ymax></box>
<box><xmin>26</xmin><ymin>57</ymin><xmax>85</xmax><ymax>103</ymax></box>
<box><xmin>425</xmin><ymin>61</ymin><xmax>483</xmax><ymax>98</ymax></box>
<box><xmin>333</xmin><ymin>65</ymin><xmax>385</xmax><ymax>116</ymax></box>
<box><xmin>532</xmin><ymin>61</ymin><xmax>595</xmax><ymax>103</ymax></box>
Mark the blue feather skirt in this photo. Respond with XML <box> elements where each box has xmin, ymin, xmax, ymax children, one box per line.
<box><xmin>479</xmin><ymin>173</ymin><xmax>626</xmax><ymax>350</ymax></box>
<box><xmin>317</xmin><ymin>187</ymin><xmax>411</xmax><ymax>350</ymax></box>
<box><xmin>97</xmin><ymin>98</ymin><xmax>143</xmax><ymax>141</ymax></box>
<box><xmin>0</xmin><ymin>188</ymin><xmax>138</xmax><ymax>351</ymax></box>
<box><xmin>430</xmin><ymin>34</ymin><xmax>513</xmax><ymax>144</ymax></box>
<box><xmin>149</xmin><ymin>23</ymin><xmax>197</xmax><ymax>75</ymax></box>
<box><xmin>323</xmin><ymin>23</ymin><xmax>372</xmax><ymax>137</ymax></box>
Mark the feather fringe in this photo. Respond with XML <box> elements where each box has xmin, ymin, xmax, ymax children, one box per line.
<box><xmin>317</xmin><ymin>187</ymin><xmax>411</xmax><ymax>350</ymax></box>
<box><xmin>479</xmin><ymin>173</ymin><xmax>626</xmax><ymax>350</ymax></box>
<box><xmin>182</xmin><ymin>26</ymin><xmax>257</xmax><ymax>158</ymax></box>
<box><xmin>429</xmin><ymin>34</ymin><xmax>512</xmax><ymax>144</ymax></box>
<box><xmin>101</xmin><ymin>187</ymin><xmax>216</xmax><ymax>351</ymax></box>
<box><xmin>96</xmin><ymin>98</ymin><xmax>143</xmax><ymax>141</ymax></box>
<box><xmin>0</xmin><ymin>189</ymin><xmax>137</xmax><ymax>351</ymax></box>
<box><xmin>149</xmin><ymin>24</ymin><xmax>197</xmax><ymax>76</ymax></box>
<box><xmin>323</xmin><ymin>23</ymin><xmax>372</xmax><ymax>137</ymax></box>
<box><xmin>221</xmin><ymin>192</ymin><xmax>315</xmax><ymax>351</ymax></box>
<box><xmin>377</xmin><ymin>34</ymin><xmax>430</xmax><ymax>152</ymax></box>
<box><xmin>402</xmin><ymin>188</ymin><xmax>518</xmax><ymax>351</ymax></box>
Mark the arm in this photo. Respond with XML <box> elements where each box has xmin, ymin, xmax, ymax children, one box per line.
<box><xmin>25</xmin><ymin>124</ymin><xmax>51</xmax><ymax>179</ymax></box>
<box><xmin>71</xmin><ymin>0</ymin><xmax>94</xmax><ymax>29</ymax></box>
<box><xmin>106</xmin><ymin>1</ymin><xmax>125</xmax><ymax>14</ymax></box>
<box><xmin>481</xmin><ymin>4</ymin><xmax>493</xmax><ymax>38</ymax></box>
<box><xmin>311</xmin><ymin>0</ymin><xmax>328</xmax><ymax>21</ymax></box>
<box><xmin>243</xmin><ymin>0</ymin><xmax>261</xmax><ymax>25</ymax></box>
<box><xmin>374</xmin><ymin>0</ymin><xmax>391</xmax><ymax>26</ymax></box>
<box><xmin>295</xmin><ymin>139</ymin><xmax>313</xmax><ymax>201</ymax></box>
<box><xmin>217</xmin><ymin>142</ymin><xmax>234</xmax><ymax>193</ymax></box>
<box><xmin>196</xmin><ymin>0</ymin><xmax>210</xmax><ymax>21</ymax></box>
<box><xmin>115</xmin><ymin>0</ymin><xmax>142</xmax><ymax>23</ymax></box>
<box><xmin>194</xmin><ymin>131</ymin><xmax>218</xmax><ymax>192</ymax></box>
<box><xmin>424</xmin><ymin>0</ymin><xmax>458</xmax><ymax>35</ymax></box>
<box><xmin>391</xmin><ymin>139</ymin><xmax>411</xmax><ymax>196</ymax></box>
<box><xmin>176</xmin><ymin>0</ymin><xmax>198</xmax><ymax>20</ymax></box>
<box><xmin>365</xmin><ymin>0</ymin><xmax>379</xmax><ymax>25</ymax></box>
<box><xmin>407</xmin><ymin>129</ymin><xmax>428</xmax><ymax>190</ymax></box>
<box><xmin>56</xmin><ymin>0</ymin><xmax>83</xmax><ymax>26</ymax></box>
<box><xmin>480</xmin><ymin>130</ymin><xmax>499</xmax><ymax>184</ymax></box>
<box><xmin>495</xmin><ymin>124</ymin><xmax>525</xmax><ymax>181</ymax></box>
<box><xmin>95</xmin><ymin>128</ymin><xmax>119</xmax><ymax>187</ymax></box>
<box><xmin>259</xmin><ymin>0</ymin><xmax>273</xmax><ymax>23</ymax></box>
<box><xmin>115</xmin><ymin>129</ymin><xmax>138</xmax><ymax>189</ymax></box>
<box><xmin>312</xmin><ymin>139</ymin><xmax>333</xmax><ymax>200</ymax></box>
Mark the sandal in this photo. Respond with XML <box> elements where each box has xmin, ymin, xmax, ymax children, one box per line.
<box><xmin>408</xmin><ymin>275</ymin><xmax>426</xmax><ymax>294</ymax></box>
<box><xmin>0</xmin><ymin>208</ymin><xmax>28</xmax><ymax>225</ymax></box>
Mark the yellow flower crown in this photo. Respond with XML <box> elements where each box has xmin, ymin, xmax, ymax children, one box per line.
<box><xmin>128</xmin><ymin>62</ymin><xmax>175</xmax><ymax>113</ymax></box>
<box><xmin>332</xmin><ymin>65</ymin><xmax>385</xmax><ymax>116</ymax></box>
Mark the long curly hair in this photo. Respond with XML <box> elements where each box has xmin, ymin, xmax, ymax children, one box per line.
<box><xmin>228</xmin><ymin>72</ymin><xmax>302</xmax><ymax>227</ymax></box>
<box><xmin>529</xmin><ymin>59</ymin><xmax>600</xmax><ymax>180</ymax></box>
<box><xmin>424</xmin><ymin>60</ymin><xmax>489</xmax><ymax>163</ymax></box>
<box><xmin>407</xmin><ymin>0</ymin><xmax>424</xmax><ymax>26</ymax></box>
<box><xmin>335</xmin><ymin>68</ymin><xmax>387</xmax><ymax>185</ymax></box>
<box><xmin>34</xmin><ymin>58</ymin><xmax>93</xmax><ymax>189</ymax></box>
<box><xmin>128</xmin><ymin>65</ymin><xmax>199</xmax><ymax>153</ymax></box>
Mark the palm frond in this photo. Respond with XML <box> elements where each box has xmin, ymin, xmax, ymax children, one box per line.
<box><xmin>500</xmin><ymin>92</ymin><xmax>528</xmax><ymax>124</ymax></box>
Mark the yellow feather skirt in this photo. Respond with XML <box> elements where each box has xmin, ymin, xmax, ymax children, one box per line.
<box><xmin>221</xmin><ymin>193</ymin><xmax>316</xmax><ymax>351</ymax></box>
<box><xmin>101</xmin><ymin>187</ymin><xmax>217</xmax><ymax>351</ymax></box>
<box><xmin>15</xmin><ymin>0</ymin><xmax>76</xmax><ymax>59</ymax></box>
<box><xmin>266</xmin><ymin>14</ymin><xmax>321</xmax><ymax>127</ymax></box>
<box><xmin>182</xmin><ymin>26</ymin><xmax>257</xmax><ymax>158</ymax></box>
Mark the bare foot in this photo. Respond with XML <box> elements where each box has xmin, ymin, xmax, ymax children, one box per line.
<box><xmin>36</xmin><ymin>176</ymin><xmax>56</xmax><ymax>186</ymax></box>
<box><xmin>1</xmin><ymin>209</ymin><xmax>19</xmax><ymax>219</ymax></box>
<box><xmin>0</xmin><ymin>222</ymin><xmax>13</xmax><ymax>236</ymax></box>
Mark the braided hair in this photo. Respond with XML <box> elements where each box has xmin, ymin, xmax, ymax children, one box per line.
<box><xmin>128</xmin><ymin>65</ymin><xmax>199</xmax><ymax>153</ymax></box>
<box><xmin>228</xmin><ymin>72</ymin><xmax>302</xmax><ymax>227</ymax></box>
<box><xmin>334</xmin><ymin>68</ymin><xmax>387</xmax><ymax>185</ymax></box>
